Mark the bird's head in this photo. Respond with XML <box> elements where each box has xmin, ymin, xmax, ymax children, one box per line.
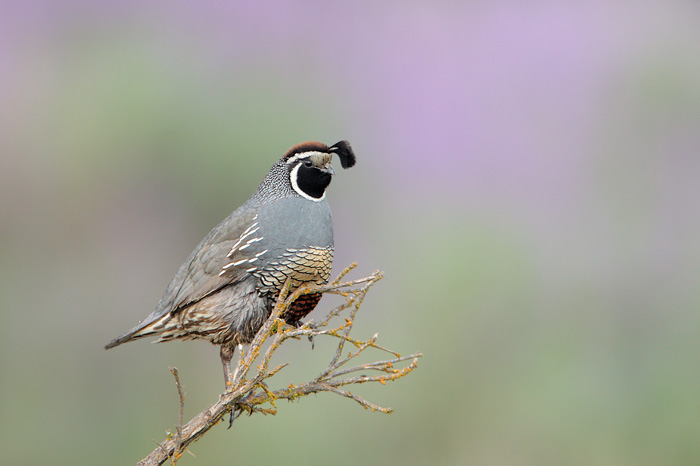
<box><xmin>282</xmin><ymin>140</ymin><xmax>356</xmax><ymax>201</ymax></box>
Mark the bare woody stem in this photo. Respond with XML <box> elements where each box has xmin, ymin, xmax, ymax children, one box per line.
<box><xmin>136</xmin><ymin>263</ymin><xmax>422</xmax><ymax>466</ymax></box>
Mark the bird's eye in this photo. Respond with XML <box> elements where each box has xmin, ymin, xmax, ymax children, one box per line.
<box><xmin>303</xmin><ymin>160</ymin><xmax>313</xmax><ymax>168</ymax></box>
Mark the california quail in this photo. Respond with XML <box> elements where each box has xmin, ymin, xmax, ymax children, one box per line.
<box><xmin>105</xmin><ymin>141</ymin><xmax>356</xmax><ymax>386</ymax></box>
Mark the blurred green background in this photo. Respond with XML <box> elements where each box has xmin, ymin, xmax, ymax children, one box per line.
<box><xmin>2</xmin><ymin>1</ymin><xmax>700</xmax><ymax>465</ymax></box>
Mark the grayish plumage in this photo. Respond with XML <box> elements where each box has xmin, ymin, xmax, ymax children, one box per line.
<box><xmin>105</xmin><ymin>140</ymin><xmax>356</xmax><ymax>386</ymax></box>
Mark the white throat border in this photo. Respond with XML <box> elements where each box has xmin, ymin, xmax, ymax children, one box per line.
<box><xmin>289</xmin><ymin>162</ymin><xmax>326</xmax><ymax>202</ymax></box>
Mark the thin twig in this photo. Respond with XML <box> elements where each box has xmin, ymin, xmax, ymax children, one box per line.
<box><xmin>168</xmin><ymin>367</ymin><xmax>185</xmax><ymax>465</ymax></box>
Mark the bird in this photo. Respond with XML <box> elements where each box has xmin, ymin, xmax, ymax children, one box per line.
<box><xmin>105</xmin><ymin>140</ymin><xmax>356</xmax><ymax>388</ymax></box>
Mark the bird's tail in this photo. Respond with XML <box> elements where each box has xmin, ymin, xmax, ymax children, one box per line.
<box><xmin>104</xmin><ymin>313</ymin><xmax>171</xmax><ymax>349</ymax></box>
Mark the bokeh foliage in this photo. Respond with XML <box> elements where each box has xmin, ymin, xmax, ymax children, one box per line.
<box><xmin>1</xmin><ymin>1</ymin><xmax>700</xmax><ymax>465</ymax></box>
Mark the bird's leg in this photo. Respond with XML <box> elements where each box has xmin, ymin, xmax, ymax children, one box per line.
<box><xmin>221</xmin><ymin>342</ymin><xmax>239</xmax><ymax>427</ymax></box>
<box><xmin>220</xmin><ymin>344</ymin><xmax>235</xmax><ymax>392</ymax></box>
<box><xmin>227</xmin><ymin>344</ymin><xmax>247</xmax><ymax>428</ymax></box>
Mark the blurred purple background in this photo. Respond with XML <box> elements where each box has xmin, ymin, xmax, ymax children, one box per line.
<box><xmin>2</xmin><ymin>1</ymin><xmax>700</xmax><ymax>465</ymax></box>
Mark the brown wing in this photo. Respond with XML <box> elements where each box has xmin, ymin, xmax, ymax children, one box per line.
<box><xmin>167</xmin><ymin>210</ymin><xmax>263</xmax><ymax>313</ymax></box>
<box><xmin>104</xmin><ymin>208</ymin><xmax>262</xmax><ymax>349</ymax></box>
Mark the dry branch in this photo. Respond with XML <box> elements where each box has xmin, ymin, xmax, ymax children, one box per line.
<box><xmin>137</xmin><ymin>263</ymin><xmax>422</xmax><ymax>466</ymax></box>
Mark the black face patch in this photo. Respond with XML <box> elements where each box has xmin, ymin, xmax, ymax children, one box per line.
<box><xmin>294</xmin><ymin>162</ymin><xmax>333</xmax><ymax>199</ymax></box>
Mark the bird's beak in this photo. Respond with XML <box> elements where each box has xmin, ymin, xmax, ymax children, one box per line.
<box><xmin>322</xmin><ymin>164</ymin><xmax>335</xmax><ymax>176</ymax></box>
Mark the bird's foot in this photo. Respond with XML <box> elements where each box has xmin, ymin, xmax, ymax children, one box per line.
<box><xmin>228</xmin><ymin>400</ymin><xmax>253</xmax><ymax>429</ymax></box>
<box><xmin>288</xmin><ymin>319</ymin><xmax>318</xmax><ymax>349</ymax></box>
<box><xmin>304</xmin><ymin>321</ymin><xmax>318</xmax><ymax>349</ymax></box>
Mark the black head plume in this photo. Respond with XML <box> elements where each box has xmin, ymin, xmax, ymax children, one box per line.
<box><xmin>329</xmin><ymin>141</ymin><xmax>356</xmax><ymax>169</ymax></box>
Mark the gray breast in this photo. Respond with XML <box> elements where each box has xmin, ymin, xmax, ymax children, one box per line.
<box><xmin>251</xmin><ymin>197</ymin><xmax>335</xmax><ymax>295</ymax></box>
<box><xmin>257</xmin><ymin>196</ymin><xmax>333</xmax><ymax>250</ymax></box>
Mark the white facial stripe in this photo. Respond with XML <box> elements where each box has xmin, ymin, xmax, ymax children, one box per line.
<box><xmin>290</xmin><ymin>163</ymin><xmax>326</xmax><ymax>202</ymax></box>
<box><xmin>286</xmin><ymin>151</ymin><xmax>326</xmax><ymax>165</ymax></box>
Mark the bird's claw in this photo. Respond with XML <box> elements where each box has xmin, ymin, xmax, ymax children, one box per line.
<box><xmin>305</xmin><ymin>321</ymin><xmax>318</xmax><ymax>350</ymax></box>
<box><xmin>228</xmin><ymin>400</ymin><xmax>253</xmax><ymax>429</ymax></box>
